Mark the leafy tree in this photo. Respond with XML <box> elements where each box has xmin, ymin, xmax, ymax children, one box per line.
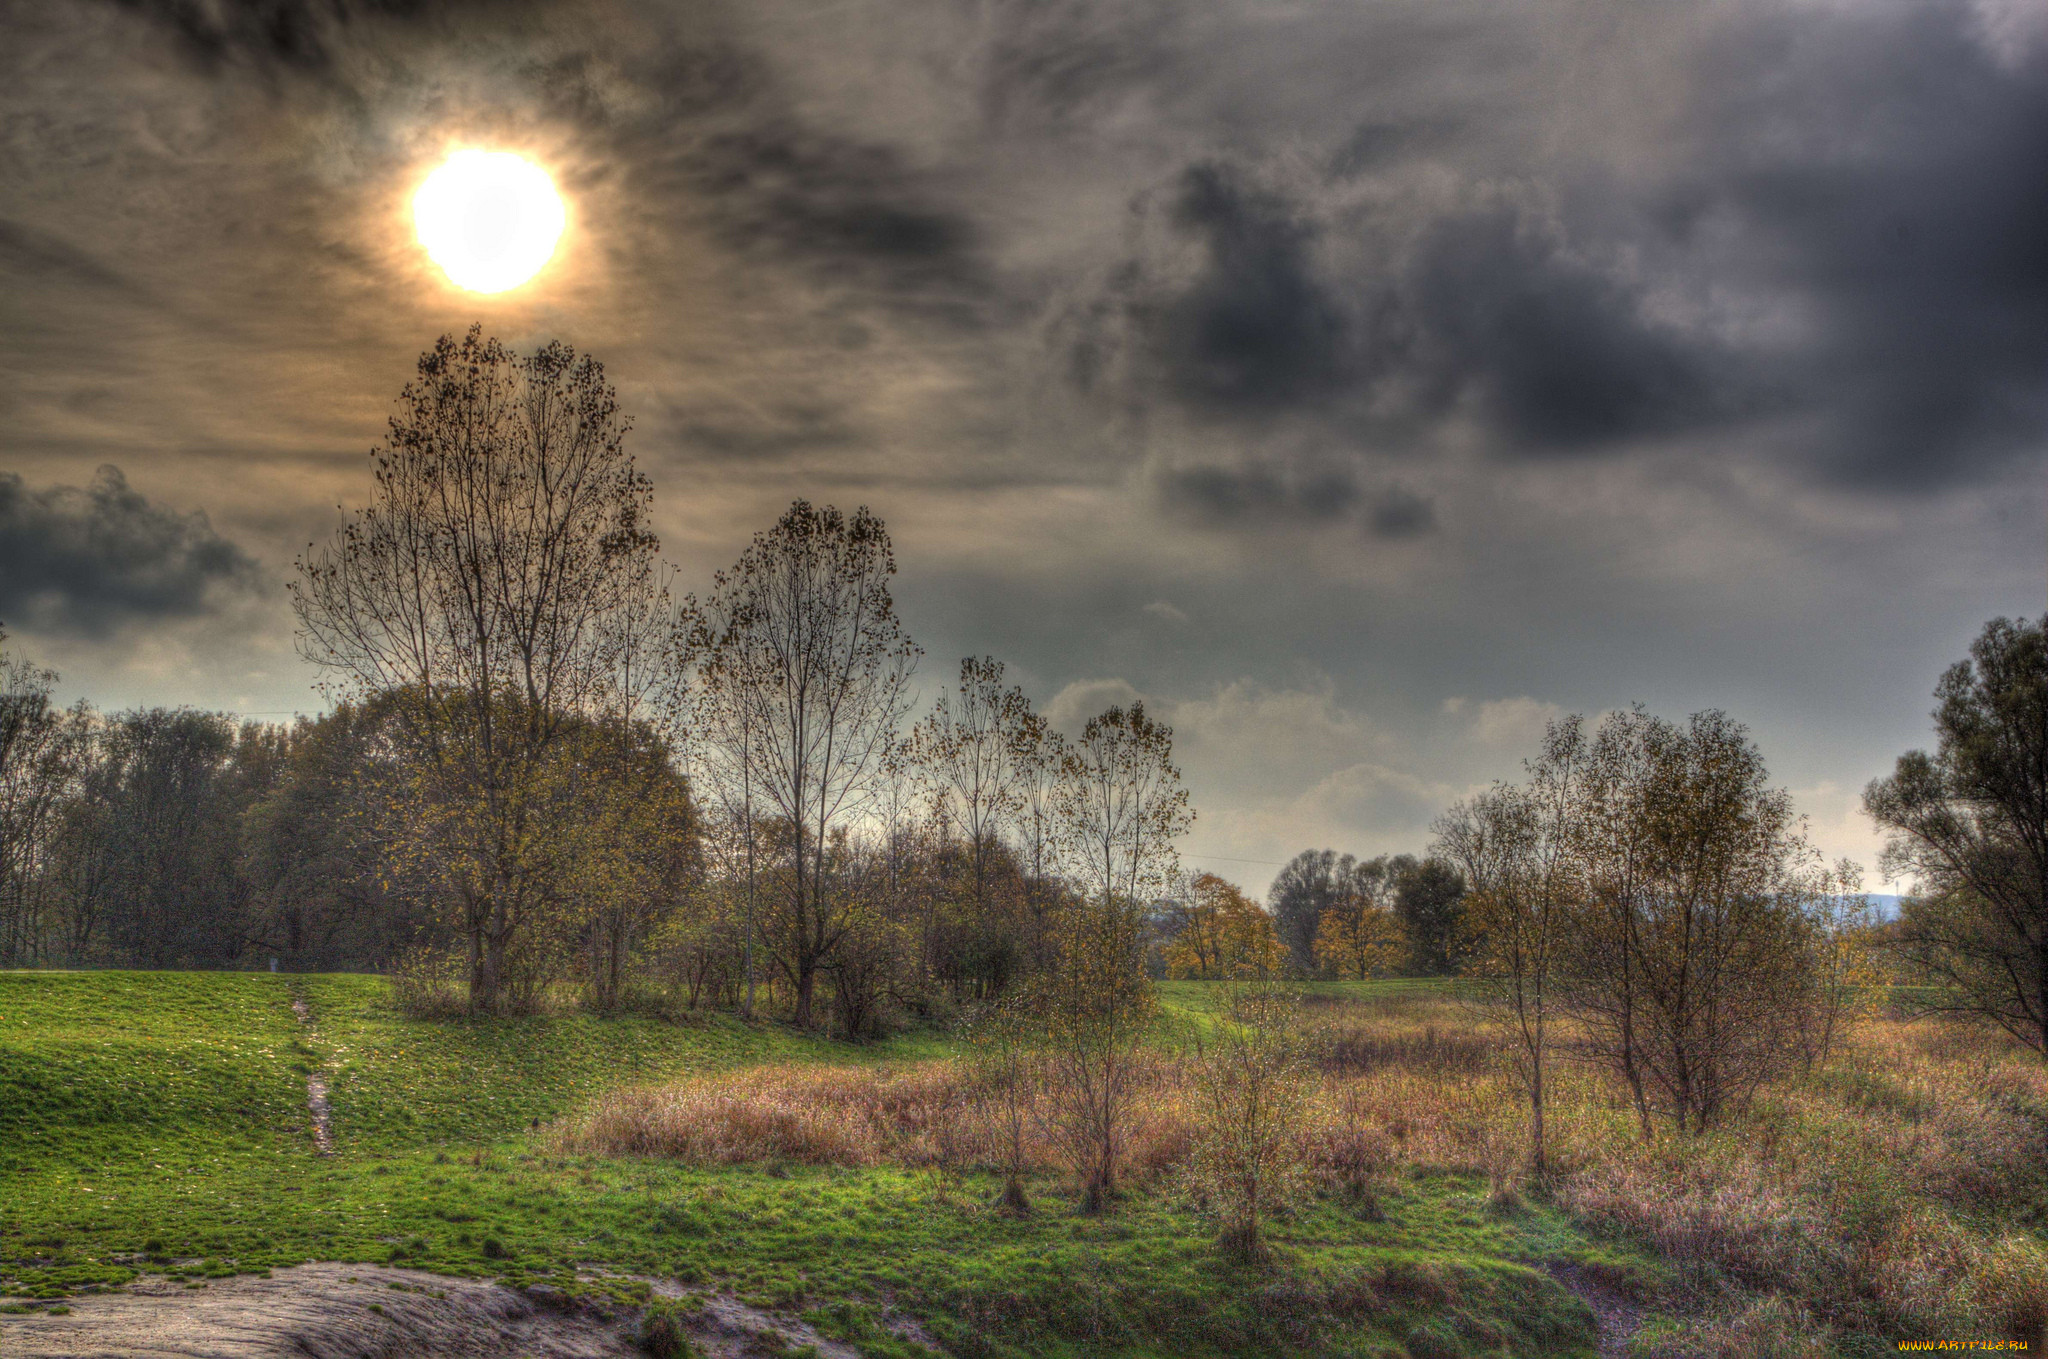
<box><xmin>96</xmin><ymin>709</ymin><xmax>268</xmax><ymax>967</ymax></box>
<box><xmin>564</xmin><ymin>717</ymin><xmax>698</xmax><ymax>1011</ymax></box>
<box><xmin>1564</xmin><ymin>707</ymin><xmax>1829</xmax><ymax>1135</ymax></box>
<box><xmin>291</xmin><ymin>327</ymin><xmax>667</xmax><ymax>1012</ymax></box>
<box><xmin>1165</xmin><ymin>872</ymin><xmax>1285</xmax><ymax>979</ymax></box>
<box><xmin>241</xmin><ymin>702</ymin><xmax>412</xmax><ymax>970</ymax></box>
<box><xmin>1392</xmin><ymin>855</ymin><xmax>1466</xmax><ymax>975</ymax></box>
<box><xmin>1867</xmin><ymin>615</ymin><xmax>2048</xmax><ymax>1058</ymax></box>
<box><xmin>1312</xmin><ymin>864</ymin><xmax>1407</xmax><ymax>981</ymax></box>
<box><xmin>1267</xmin><ymin>848</ymin><xmax>1354</xmax><ymax>973</ymax></box>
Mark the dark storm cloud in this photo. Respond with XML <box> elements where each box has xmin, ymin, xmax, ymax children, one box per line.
<box><xmin>1399</xmin><ymin>201</ymin><xmax>1728</xmax><ymax>452</ymax></box>
<box><xmin>1667</xmin><ymin>3</ymin><xmax>2048</xmax><ymax>489</ymax></box>
<box><xmin>1079</xmin><ymin>0</ymin><xmax>2048</xmax><ymax>495</ymax></box>
<box><xmin>0</xmin><ymin>466</ymin><xmax>262</xmax><ymax>637</ymax></box>
<box><xmin>1148</xmin><ymin>163</ymin><xmax>1350</xmax><ymax>414</ymax></box>
<box><xmin>1096</xmin><ymin>166</ymin><xmax>1736</xmax><ymax>478</ymax></box>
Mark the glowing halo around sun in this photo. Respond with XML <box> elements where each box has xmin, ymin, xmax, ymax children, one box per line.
<box><xmin>412</xmin><ymin>150</ymin><xmax>566</xmax><ymax>293</ymax></box>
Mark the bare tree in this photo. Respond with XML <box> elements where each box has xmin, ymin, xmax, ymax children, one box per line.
<box><xmin>911</xmin><ymin>658</ymin><xmax>1033</xmax><ymax>904</ymax></box>
<box><xmin>0</xmin><ymin>633</ymin><xmax>76</xmax><ymax>966</ymax></box>
<box><xmin>291</xmin><ymin>326</ymin><xmax>664</xmax><ymax>1012</ymax></box>
<box><xmin>1435</xmin><ymin>717</ymin><xmax>1585</xmax><ymax>1177</ymax></box>
<box><xmin>687</xmin><ymin>501</ymin><xmax>919</xmax><ymax>1029</ymax></box>
<box><xmin>1053</xmin><ymin>702</ymin><xmax>1193</xmax><ymax>912</ymax></box>
<box><xmin>1028</xmin><ymin>702</ymin><xmax>1191</xmax><ymax>1212</ymax></box>
<box><xmin>1033</xmin><ymin>894</ymin><xmax>1155</xmax><ymax>1213</ymax></box>
<box><xmin>967</xmin><ymin>992</ymin><xmax>1038</xmax><ymax>1214</ymax></box>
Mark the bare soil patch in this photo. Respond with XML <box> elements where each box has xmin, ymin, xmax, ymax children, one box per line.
<box><xmin>288</xmin><ymin>994</ymin><xmax>334</xmax><ymax>1156</ymax></box>
<box><xmin>1542</xmin><ymin>1261</ymin><xmax>1642</xmax><ymax>1359</ymax></box>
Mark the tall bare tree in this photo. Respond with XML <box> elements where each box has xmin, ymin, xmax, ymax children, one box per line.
<box><xmin>687</xmin><ymin>501</ymin><xmax>919</xmax><ymax>1029</ymax></box>
<box><xmin>0</xmin><ymin>632</ymin><xmax>76</xmax><ymax>966</ymax></box>
<box><xmin>1435</xmin><ymin>717</ymin><xmax>1584</xmax><ymax>1176</ymax></box>
<box><xmin>291</xmin><ymin>326</ymin><xmax>665</xmax><ymax>1011</ymax></box>
<box><xmin>1054</xmin><ymin>702</ymin><xmax>1192</xmax><ymax>911</ymax></box>
<box><xmin>911</xmin><ymin>656</ymin><xmax>1034</xmax><ymax>906</ymax></box>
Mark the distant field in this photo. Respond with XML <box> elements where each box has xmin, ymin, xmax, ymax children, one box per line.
<box><xmin>3</xmin><ymin>970</ymin><xmax>2043</xmax><ymax>1357</ymax></box>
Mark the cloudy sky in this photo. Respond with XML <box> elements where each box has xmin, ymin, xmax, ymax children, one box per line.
<box><xmin>4</xmin><ymin>0</ymin><xmax>2046</xmax><ymax>893</ymax></box>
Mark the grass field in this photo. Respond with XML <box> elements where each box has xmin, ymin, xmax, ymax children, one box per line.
<box><xmin>2</xmin><ymin>971</ymin><xmax>2043</xmax><ymax>1357</ymax></box>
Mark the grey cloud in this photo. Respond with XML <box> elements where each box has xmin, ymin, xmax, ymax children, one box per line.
<box><xmin>1144</xmin><ymin>163</ymin><xmax>1350</xmax><ymax>414</ymax></box>
<box><xmin>1366</xmin><ymin>485</ymin><xmax>1434</xmax><ymax>539</ymax></box>
<box><xmin>1156</xmin><ymin>457</ymin><xmax>1435</xmax><ymax>540</ymax></box>
<box><xmin>1399</xmin><ymin>200</ymin><xmax>1730</xmax><ymax>451</ymax></box>
<box><xmin>675</xmin><ymin>125</ymin><xmax>995</xmax><ymax>330</ymax></box>
<box><xmin>1159</xmin><ymin>461</ymin><xmax>1360</xmax><ymax>527</ymax></box>
<box><xmin>1669</xmin><ymin>3</ymin><xmax>2048</xmax><ymax>489</ymax></box>
<box><xmin>0</xmin><ymin>218</ymin><xmax>152</xmax><ymax>300</ymax></box>
<box><xmin>1072</xmin><ymin>0</ymin><xmax>2048</xmax><ymax>494</ymax></box>
<box><xmin>103</xmin><ymin>0</ymin><xmax>519</xmax><ymax>72</ymax></box>
<box><xmin>0</xmin><ymin>465</ymin><xmax>263</xmax><ymax>637</ymax></box>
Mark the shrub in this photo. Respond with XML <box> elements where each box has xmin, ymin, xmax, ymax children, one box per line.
<box><xmin>390</xmin><ymin>946</ymin><xmax>469</xmax><ymax>1020</ymax></box>
<box><xmin>1185</xmin><ymin>981</ymin><xmax>1312</xmax><ymax>1259</ymax></box>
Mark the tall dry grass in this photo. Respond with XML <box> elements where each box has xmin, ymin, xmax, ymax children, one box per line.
<box><xmin>553</xmin><ymin>994</ymin><xmax>2048</xmax><ymax>1348</ymax></box>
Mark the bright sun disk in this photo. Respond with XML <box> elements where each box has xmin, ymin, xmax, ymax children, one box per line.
<box><xmin>413</xmin><ymin>150</ymin><xmax>565</xmax><ymax>293</ymax></box>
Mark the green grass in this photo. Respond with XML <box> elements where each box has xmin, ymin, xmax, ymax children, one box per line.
<box><xmin>0</xmin><ymin>970</ymin><xmax>1627</xmax><ymax>1357</ymax></box>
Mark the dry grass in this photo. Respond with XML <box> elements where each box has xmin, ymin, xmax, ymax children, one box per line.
<box><xmin>553</xmin><ymin>1062</ymin><xmax>980</xmax><ymax>1167</ymax></box>
<box><xmin>554</xmin><ymin>992</ymin><xmax>2048</xmax><ymax>1349</ymax></box>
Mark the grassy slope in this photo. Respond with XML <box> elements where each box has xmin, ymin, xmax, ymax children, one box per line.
<box><xmin>0</xmin><ymin>971</ymin><xmax>1618</xmax><ymax>1358</ymax></box>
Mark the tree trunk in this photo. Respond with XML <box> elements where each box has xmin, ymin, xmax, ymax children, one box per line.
<box><xmin>475</xmin><ymin>929</ymin><xmax>507</xmax><ymax>1014</ymax></box>
<box><xmin>793</xmin><ymin>959</ymin><xmax>816</xmax><ymax>1029</ymax></box>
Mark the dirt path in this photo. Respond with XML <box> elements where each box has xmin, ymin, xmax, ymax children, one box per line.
<box><xmin>0</xmin><ymin>1265</ymin><xmax>879</xmax><ymax>1359</ymax></box>
<box><xmin>1544</xmin><ymin>1262</ymin><xmax>1642</xmax><ymax>1358</ymax></box>
<box><xmin>287</xmin><ymin>994</ymin><xmax>334</xmax><ymax>1156</ymax></box>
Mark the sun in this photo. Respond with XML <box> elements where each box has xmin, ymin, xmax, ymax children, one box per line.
<box><xmin>412</xmin><ymin>150</ymin><xmax>566</xmax><ymax>294</ymax></box>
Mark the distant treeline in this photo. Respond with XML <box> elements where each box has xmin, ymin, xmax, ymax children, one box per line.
<box><xmin>0</xmin><ymin>645</ymin><xmax>1455</xmax><ymax>986</ymax></box>
<box><xmin>0</xmin><ymin>689</ymin><xmax>420</xmax><ymax>972</ymax></box>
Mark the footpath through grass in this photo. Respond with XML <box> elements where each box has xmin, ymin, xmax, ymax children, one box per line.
<box><xmin>0</xmin><ymin>970</ymin><xmax>1625</xmax><ymax>1358</ymax></box>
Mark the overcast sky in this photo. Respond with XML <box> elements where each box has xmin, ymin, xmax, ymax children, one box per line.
<box><xmin>4</xmin><ymin>0</ymin><xmax>2046</xmax><ymax>894</ymax></box>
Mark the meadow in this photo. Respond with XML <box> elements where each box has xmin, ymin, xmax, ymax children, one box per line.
<box><xmin>1</xmin><ymin>970</ymin><xmax>2043</xmax><ymax>1358</ymax></box>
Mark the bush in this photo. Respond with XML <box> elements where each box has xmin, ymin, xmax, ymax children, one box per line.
<box><xmin>389</xmin><ymin>946</ymin><xmax>469</xmax><ymax>1019</ymax></box>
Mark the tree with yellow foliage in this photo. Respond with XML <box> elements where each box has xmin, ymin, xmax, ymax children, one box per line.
<box><xmin>1312</xmin><ymin>869</ymin><xmax>1408</xmax><ymax>980</ymax></box>
<box><xmin>1165</xmin><ymin>872</ymin><xmax>1285</xmax><ymax>979</ymax></box>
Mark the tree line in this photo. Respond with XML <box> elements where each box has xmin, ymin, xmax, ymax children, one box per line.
<box><xmin>0</xmin><ymin>329</ymin><xmax>1195</xmax><ymax>1040</ymax></box>
<box><xmin>4</xmin><ymin>325</ymin><xmax>2043</xmax><ymax>1092</ymax></box>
